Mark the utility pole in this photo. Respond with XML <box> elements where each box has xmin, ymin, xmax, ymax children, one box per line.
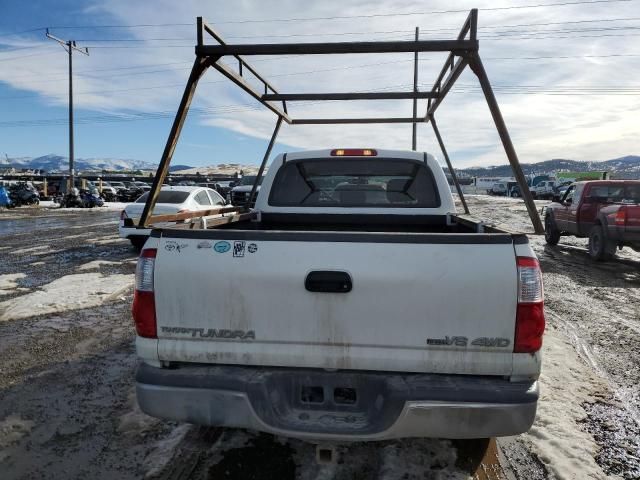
<box><xmin>46</xmin><ymin>30</ymin><xmax>88</xmax><ymax>191</ymax></box>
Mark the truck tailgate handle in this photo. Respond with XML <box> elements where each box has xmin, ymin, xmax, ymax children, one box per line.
<box><xmin>305</xmin><ymin>271</ymin><xmax>352</xmax><ymax>293</ymax></box>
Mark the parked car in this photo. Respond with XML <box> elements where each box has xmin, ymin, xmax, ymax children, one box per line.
<box><xmin>8</xmin><ymin>183</ymin><xmax>40</xmax><ymax>206</ymax></box>
<box><xmin>214</xmin><ymin>180</ymin><xmax>234</xmax><ymax>197</ymax></box>
<box><xmin>133</xmin><ymin>148</ymin><xmax>545</xmax><ymax>441</ymax></box>
<box><xmin>227</xmin><ymin>175</ymin><xmax>263</xmax><ymax>206</ymax></box>
<box><xmin>544</xmin><ymin>180</ymin><xmax>640</xmax><ymax>260</ymax></box>
<box><xmin>531</xmin><ymin>180</ymin><xmax>557</xmax><ymax>199</ymax></box>
<box><xmin>99</xmin><ymin>182</ymin><xmax>120</xmax><ymax>201</ymax></box>
<box><xmin>489</xmin><ymin>182</ymin><xmax>508</xmax><ymax>196</ymax></box>
<box><xmin>119</xmin><ymin>186</ymin><xmax>227</xmax><ymax>250</ymax></box>
<box><xmin>80</xmin><ymin>188</ymin><xmax>105</xmax><ymax>208</ymax></box>
<box><xmin>133</xmin><ymin>181</ymin><xmax>151</xmax><ymax>192</ymax></box>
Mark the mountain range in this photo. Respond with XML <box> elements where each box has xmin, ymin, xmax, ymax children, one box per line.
<box><xmin>2</xmin><ymin>154</ymin><xmax>157</xmax><ymax>173</ymax></box>
<box><xmin>455</xmin><ymin>155</ymin><xmax>640</xmax><ymax>179</ymax></box>
<box><xmin>4</xmin><ymin>154</ymin><xmax>639</xmax><ymax>179</ymax></box>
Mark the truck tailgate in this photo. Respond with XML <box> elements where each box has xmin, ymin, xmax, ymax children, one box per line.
<box><xmin>154</xmin><ymin>231</ymin><xmax>519</xmax><ymax>376</ymax></box>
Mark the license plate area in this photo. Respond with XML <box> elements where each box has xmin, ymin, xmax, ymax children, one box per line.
<box><xmin>247</xmin><ymin>370</ymin><xmax>404</xmax><ymax>435</ymax></box>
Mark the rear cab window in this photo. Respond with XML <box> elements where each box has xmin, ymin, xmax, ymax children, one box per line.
<box><xmin>268</xmin><ymin>158</ymin><xmax>441</xmax><ymax>208</ymax></box>
<box><xmin>586</xmin><ymin>184</ymin><xmax>640</xmax><ymax>204</ymax></box>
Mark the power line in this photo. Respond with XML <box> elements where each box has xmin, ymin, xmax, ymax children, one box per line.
<box><xmin>194</xmin><ymin>0</ymin><xmax>640</xmax><ymax>24</ymax></box>
<box><xmin>21</xmin><ymin>24</ymin><xmax>640</xmax><ymax>51</ymax></box>
<box><xmin>66</xmin><ymin>23</ymin><xmax>640</xmax><ymax>43</ymax></box>
<box><xmin>3</xmin><ymin>0</ymin><xmax>635</xmax><ymax>37</ymax></box>
<box><xmin>37</xmin><ymin>0</ymin><xmax>639</xmax><ymax>29</ymax></box>
<box><xmin>4</xmin><ymin>15</ymin><xmax>640</xmax><ymax>43</ymax></box>
<box><xmin>0</xmin><ymin>51</ymin><xmax>59</xmax><ymax>62</ymax></box>
<box><xmin>3</xmin><ymin>52</ymin><xmax>640</xmax><ymax>98</ymax></box>
<box><xmin>2</xmin><ymin>83</ymin><xmax>639</xmax><ymax>129</ymax></box>
<box><xmin>2</xmin><ymin>81</ymin><xmax>640</xmax><ymax>128</ymax></box>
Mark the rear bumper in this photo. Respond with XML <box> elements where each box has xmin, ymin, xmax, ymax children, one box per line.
<box><xmin>136</xmin><ymin>363</ymin><xmax>538</xmax><ymax>441</ymax></box>
<box><xmin>118</xmin><ymin>224</ymin><xmax>151</xmax><ymax>239</ymax></box>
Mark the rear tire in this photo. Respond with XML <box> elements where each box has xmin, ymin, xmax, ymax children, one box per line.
<box><xmin>588</xmin><ymin>225</ymin><xmax>616</xmax><ymax>261</ymax></box>
<box><xmin>544</xmin><ymin>215</ymin><xmax>561</xmax><ymax>246</ymax></box>
<box><xmin>130</xmin><ymin>236</ymin><xmax>147</xmax><ymax>252</ymax></box>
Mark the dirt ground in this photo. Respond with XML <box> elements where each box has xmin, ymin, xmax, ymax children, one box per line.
<box><xmin>0</xmin><ymin>197</ymin><xmax>638</xmax><ymax>480</ymax></box>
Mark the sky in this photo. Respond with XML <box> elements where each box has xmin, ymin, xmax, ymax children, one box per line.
<box><xmin>0</xmin><ymin>0</ymin><xmax>639</xmax><ymax>169</ymax></box>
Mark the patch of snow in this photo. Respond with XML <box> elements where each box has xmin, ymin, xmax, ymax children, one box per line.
<box><xmin>40</xmin><ymin>201</ymin><xmax>129</xmax><ymax>211</ymax></box>
<box><xmin>0</xmin><ymin>273</ymin><xmax>26</xmax><ymax>296</ymax></box>
<box><xmin>524</xmin><ymin>326</ymin><xmax>615</xmax><ymax>480</ymax></box>
<box><xmin>89</xmin><ymin>237</ymin><xmax>126</xmax><ymax>246</ymax></box>
<box><xmin>68</xmin><ymin>220</ymin><xmax>119</xmax><ymax>230</ymax></box>
<box><xmin>143</xmin><ymin>424</ymin><xmax>191</xmax><ymax>478</ymax></box>
<box><xmin>10</xmin><ymin>245</ymin><xmax>52</xmax><ymax>255</ymax></box>
<box><xmin>117</xmin><ymin>390</ymin><xmax>160</xmax><ymax>435</ymax></box>
<box><xmin>77</xmin><ymin>260</ymin><xmax>123</xmax><ymax>271</ymax></box>
<box><xmin>0</xmin><ymin>272</ymin><xmax>132</xmax><ymax>321</ymax></box>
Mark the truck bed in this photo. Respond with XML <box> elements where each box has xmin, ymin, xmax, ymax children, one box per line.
<box><xmin>190</xmin><ymin>212</ymin><xmax>522</xmax><ymax>237</ymax></box>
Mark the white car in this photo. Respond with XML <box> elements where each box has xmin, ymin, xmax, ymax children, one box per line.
<box><xmin>119</xmin><ymin>186</ymin><xmax>227</xmax><ymax>250</ymax></box>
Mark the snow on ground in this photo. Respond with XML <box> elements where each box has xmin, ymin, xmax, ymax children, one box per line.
<box><xmin>0</xmin><ymin>273</ymin><xmax>26</xmax><ymax>295</ymax></box>
<box><xmin>10</xmin><ymin>245</ymin><xmax>53</xmax><ymax>256</ymax></box>
<box><xmin>142</xmin><ymin>424</ymin><xmax>191</xmax><ymax>478</ymax></box>
<box><xmin>117</xmin><ymin>389</ymin><xmax>161</xmax><ymax>436</ymax></box>
<box><xmin>524</xmin><ymin>325</ymin><xmax>615</xmax><ymax>480</ymax></box>
<box><xmin>0</xmin><ymin>272</ymin><xmax>132</xmax><ymax>322</ymax></box>
<box><xmin>39</xmin><ymin>201</ymin><xmax>130</xmax><ymax>211</ymax></box>
<box><xmin>77</xmin><ymin>260</ymin><xmax>125</xmax><ymax>271</ymax></box>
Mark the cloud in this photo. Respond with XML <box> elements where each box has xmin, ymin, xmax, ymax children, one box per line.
<box><xmin>0</xmin><ymin>0</ymin><xmax>638</xmax><ymax>167</ymax></box>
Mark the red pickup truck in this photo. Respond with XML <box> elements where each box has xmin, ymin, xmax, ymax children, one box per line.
<box><xmin>543</xmin><ymin>180</ymin><xmax>640</xmax><ymax>260</ymax></box>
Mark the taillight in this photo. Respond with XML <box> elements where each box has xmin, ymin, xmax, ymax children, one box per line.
<box><xmin>514</xmin><ymin>256</ymin><xmax>545</xmax><ymax>353</ymax></box>
<box><xmin>615</xmin><ymin>208</ymin><xmax>626</xmax><ymax>227</ymax></box>
<box><xmin>132</xmin><ymin>248</ymin><xmax>157</xmax><ymax>338</ymax></box>
<box><xmin>330</xmin><ymin>149</ymin><xmax>377</xmax><ymax>156</ymax></box>
<box><xmin>120</xmin><ymin>210</ymin><xmax>129</xmax><ymax>220</ymax></box>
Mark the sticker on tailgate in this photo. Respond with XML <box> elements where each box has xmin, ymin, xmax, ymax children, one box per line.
<box><xmin>233</xmin><ymin>241</ymin><xmax>246</xmax><ymax>257</ymax></box>
<box><xmin>214</xmin><ymin>241</ymin><xmax>231</xmax><ymax>253</ymax></box>
<box><xmin>164</xmin><ymin>240</ymin><xmax>188</xmax><ymax>252</ymax></box>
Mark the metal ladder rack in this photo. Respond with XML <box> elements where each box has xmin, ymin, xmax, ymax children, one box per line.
<box><xmin>139</xmin><ymin>9</ymin><xmax>543</xmax><ymax>234</ymax></box>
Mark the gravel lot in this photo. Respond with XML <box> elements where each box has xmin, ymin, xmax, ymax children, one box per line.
<box><xmin>0</xmin><ymin>197</ymin><xmax>638</xmax><ymax>479</ymax></box>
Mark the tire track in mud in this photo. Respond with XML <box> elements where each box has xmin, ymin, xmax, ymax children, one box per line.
<box><xmin>468</xmin><ymin>195</ymin><xmax>640</xmax><ymax>479</ymax></box>
<box><xmin>152</xmin><ymin>427</ymin><xmax>513</xmax><ymax>480</ymax></box>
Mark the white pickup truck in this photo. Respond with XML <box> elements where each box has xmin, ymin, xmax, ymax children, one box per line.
<box><xmin>133</xmin><ymin>149</ymin><xmax>545</xmax><ymax>441</ymax></box>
